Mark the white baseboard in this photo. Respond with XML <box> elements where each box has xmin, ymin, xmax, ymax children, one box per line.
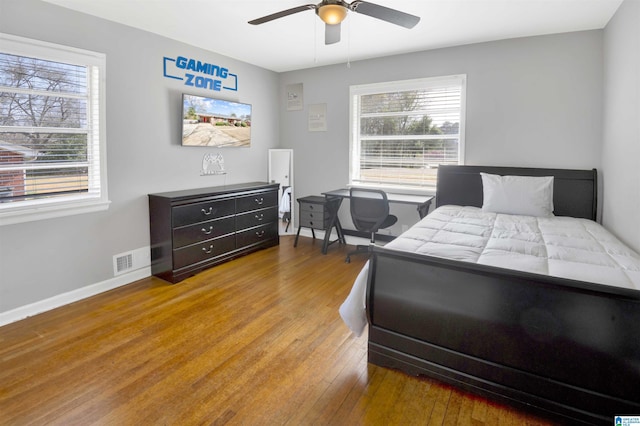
<box><xmin>0</xmin><ymin>267</ymin><xmax>152</xmax><ymax>327</ymax></box>
<box><xmin>0</xmin><ymin>233</ymin><xmax>375</xmax><ymax>328</ymax></box>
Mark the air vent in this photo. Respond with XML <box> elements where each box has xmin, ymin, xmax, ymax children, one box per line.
<box><xmin>114</xmin><ymin>253</ymin><xmax>133</xmax><ymax>275</ymax></box>
<box><xmin>112</xmin><ymin>246</ymin><xmax>150</xmax><ymax>276</ymax></box>
<box><xmin>116</xmin><ymin>253</ymin><xmax>133</xmax><ymax>273</ymax></box>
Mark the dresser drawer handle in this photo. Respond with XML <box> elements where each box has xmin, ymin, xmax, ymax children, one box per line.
<box><xmin>255</xmin><ymin>230</ymin><xmax>265</xmax><ymax>238</ymax></box>
<box><xmin>202</xmin><ymin>244</ymin><xmax>214</xmax><ymax>254</ymax></box>
<box><xmin>255</xmin><ymin>197</ymin><xmax>264</xmax><ymax>205</ymax></box>
<box><xmin>255</xmin><ymin>213</ymin><xmax>264</xmax><ymax>221</ymax></box>
<box><xmin>202</xmin><ymin>226</ymin><xmax>214</xmax><ymax>235</ymax></box>
<box><xmin>201</xmin><ymin>207</ymin><xmax>214</xmax><ymax>215</ymax></box>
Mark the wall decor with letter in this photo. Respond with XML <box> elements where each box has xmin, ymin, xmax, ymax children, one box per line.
<box><xmin>163</xmin><ymin>55</ymin><xmax>238</xmax><ymax>92</ymax></box>
<box><xmin>308</xmin><ymin>103</ymin><xmax>327</xmax><ymax>132</ymax></box>
<box><xmin>286</xmin><ymin>83</ymin><xmax>303</xmax><ymax>111</ymax></box>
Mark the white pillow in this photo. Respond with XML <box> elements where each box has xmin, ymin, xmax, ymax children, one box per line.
<box><xmin>480</xmin><ymin>173</ymin><xmax>554</xmax><ymax>217</ymax></box>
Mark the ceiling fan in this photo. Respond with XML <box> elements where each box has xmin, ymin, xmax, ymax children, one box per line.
<box><xmin>248</xmin><ymin>1</ymin><xmax>420</xmax><ymax>45</ymax></box>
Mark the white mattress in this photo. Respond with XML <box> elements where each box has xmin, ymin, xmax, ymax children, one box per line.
<box><xmin>339</xmin><ymin>205</ymin><xmax>640</xmax><ymax>336</ymax></box>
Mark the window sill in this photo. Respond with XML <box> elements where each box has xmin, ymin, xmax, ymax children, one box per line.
<box><xmin>347</xmin><ymin>183</ymin><xmax>436</xmax><ymax>197</ymax></box>
<box><xmin>0</xmin><ymin>199</ymin><xmax>111</xmax><ymax>226</ymax></box>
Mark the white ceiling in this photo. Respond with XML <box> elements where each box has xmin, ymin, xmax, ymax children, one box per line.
<box><xmin>42</xmin><ymin>0</ymin><xmax>623</xmax><ymax>72</ymax></box>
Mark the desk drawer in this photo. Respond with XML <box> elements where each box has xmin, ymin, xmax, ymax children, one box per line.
<box><xmin>299</xmin><ymin>210</ymin><xmax>329</xmax><ymax>229</ymax></box>
<box><xmin>173</xmin><ymin>234</ymin><xmax>236</xmax><ymax>269</ymax></box>
<box><xmin>172</xmin><ymin>199</ymin><xmax>235</xmax><ymax>227</ymax></box>
<box><xmin>173</xmin><ymin>216</ymin><xmax>235</xmax><ymax>248</ymax></box>
<box><xmin>300</xmin><ymin>202</ymin><xmax>326</xmax><ymax>214</ymax></box>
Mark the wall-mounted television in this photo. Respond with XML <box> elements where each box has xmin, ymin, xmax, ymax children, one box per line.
<box><xmin>182</xmin><ymin>93</ymin><xmax>252</xmax><ymax>147</ymax></box>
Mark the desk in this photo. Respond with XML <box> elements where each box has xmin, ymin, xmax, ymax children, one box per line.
<box><xmin>321</xmin><ymin>189</ymin><xmax>434</xmax><ymax>219</ymax></box>
<box><xmin>295</xmin><ymin>190</ymin><xmax>433</xmax><ymax>254</ymax></box>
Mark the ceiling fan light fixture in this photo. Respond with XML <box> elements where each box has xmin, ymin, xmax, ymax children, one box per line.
<box><xmin>317</xmin><ymin>4</ymin><xmax>348</xmax><ymax>25</ymax></box>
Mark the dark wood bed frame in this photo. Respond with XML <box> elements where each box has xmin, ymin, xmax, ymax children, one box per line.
<box><xmin>365</xmin><ymin>165</ymin><xmax>640</xmax><ymax>425</ymax></box>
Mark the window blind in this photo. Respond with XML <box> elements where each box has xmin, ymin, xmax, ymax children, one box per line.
<box><xmin>350</xmin><ymin>75</ymin><xmax>465</xmax><ymax>190</ymax></box>
<box><xmin>0</xmin><ymin>52</ymin><xmax>101</xmax><ymax>205</ymax></box>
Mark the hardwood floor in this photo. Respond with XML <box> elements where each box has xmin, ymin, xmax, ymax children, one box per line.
<box><xmin>0</xmin><ymin>236</ymin><xmax>554</xmax><ymax>425</ymax></box>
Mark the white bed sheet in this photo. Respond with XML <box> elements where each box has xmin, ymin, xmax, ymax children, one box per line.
<box><xmin>340</xmin><ymin>205</ymin><xmax>640</xmax><ymax>336</ymax></box>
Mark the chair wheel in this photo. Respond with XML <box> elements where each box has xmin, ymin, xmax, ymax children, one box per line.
<box><xmin>345</xmin><ymin>257</ymin><xmax>351</xmax><ymax>263</ymax></box>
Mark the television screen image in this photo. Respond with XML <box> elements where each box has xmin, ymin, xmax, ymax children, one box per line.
<box><xmin>182</xmin><ymin>94</ymin><xmax>252</xmax><ymax>147</ymax></box>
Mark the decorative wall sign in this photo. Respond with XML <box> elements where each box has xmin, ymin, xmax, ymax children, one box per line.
<box><xmin>163</xmin><ymin>55</ymin><xmax>238</xmax><ymax>92</ymax></box>
<box><xmin>201</xmin><ymin>153</ymin><xmax>226</xmax><ymax>175</ymax></box>
<box><xmin>286</xmin><ymin>83</ymin><xmax>303</xmax><ymax>111</ymax></box>
<box><xmin>308</xmin><ymin>103</ymin><xmax>327</xmax><ymax>132</ymax></box>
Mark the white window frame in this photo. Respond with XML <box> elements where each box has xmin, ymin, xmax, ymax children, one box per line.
<box><xmin>0</xmin><ymin>33</ymin><xmax>109</xmax><ymax>226</ymax></box>
<box><xmin>349</xmin><ymin>75</ymin><xmax>466</xmax><ymax>194</ymax></box>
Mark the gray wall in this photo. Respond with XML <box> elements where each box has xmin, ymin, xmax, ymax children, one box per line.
<box><xmin>0</xmin><ymin>0</ymin><xmax>280</xmax><ymax>314</ymax></box>
<box><xmin>279</xmin><ymin>31</ymin><xmax>604</xmax><ymax>232</ymax></box>
<box><xmin>602</xmin><ymin>0</ymin><xmax>640</xmax><ymax>253</ymax></box>
<box><xmin>2</xmin><ymin>0</ymin><xmax>638</xmax><ymax>318</ymax></box>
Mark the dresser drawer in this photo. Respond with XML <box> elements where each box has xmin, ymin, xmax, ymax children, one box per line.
<box><xmin>236</xmin><ymin>191</ymin><xmax>278</xmax><ymax>213</ymax></box>
<box><xmin>236</xmin><ymin>223</ymin><xmax>278</xmax><ymax>248</ymax></box>
<box><xmin>173</xmin><ymin>234</ymin><xmax>236</xmax><ymax>270</ymax></box>
<box><xmin>173</xmin><ymin>216</ymin><xmax>235</xmax><ymax>248</ymax></box>
<box><xmin>236</xmin><ymin>207</ymin><xmax>278</xmax><ymax>230</ymax></box>
<box><xmin>172</xmin><ymin>198</ymin><xmax>235</xmax><ymax>227</ymax></box>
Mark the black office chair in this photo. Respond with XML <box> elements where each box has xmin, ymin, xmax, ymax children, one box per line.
<box><xmin>345</xmin><ymin>188</ymin><xmax>398</xmax><ymax>263</ymax></box>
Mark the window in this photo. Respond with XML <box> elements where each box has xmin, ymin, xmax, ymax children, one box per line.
<box><xmin>0</xmin><ymin>33</ymin><xmax>108</xmax><ymax>225</ymax></box>
<box><xmin>350</xmin><ymin>75</ymin><xmax>466</xmax><ymax>192</ymax></box>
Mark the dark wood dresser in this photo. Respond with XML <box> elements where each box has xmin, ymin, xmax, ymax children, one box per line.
<box><xmin>149</xmin><ymin>182</ymin><xmax>279</xmax><ymax>283</ymax></box>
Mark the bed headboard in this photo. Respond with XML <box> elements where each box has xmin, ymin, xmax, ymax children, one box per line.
<box><xmin>435</xmin><ymin>165</ymin><xmax>598</xmax><ymax>221</ymax></box>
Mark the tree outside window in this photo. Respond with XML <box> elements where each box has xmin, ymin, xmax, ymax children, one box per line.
<box><xmin>0</xmin><ymin>33</ymin><xmax>107</xmax><ymax>225</ymax></box>
<box><xmin>350</xmin><ymin>75</ymin><xmax>466</xmax><ymax>191</ymax></box>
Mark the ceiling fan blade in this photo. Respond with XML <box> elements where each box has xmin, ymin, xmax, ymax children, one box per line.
<box><xmin>349</xmin><ymin>1</ymin><xmax>420</xmax><ymax>29</ymax></box>
<box><xmin>325</xmin><ymin>23</ymin><xmax>341</xmax><ymax>45</ymax></box>
<box><xmin>248</xmin><ymin>4</ymin><xmax>316</xmax><ymax>25</ymax></box>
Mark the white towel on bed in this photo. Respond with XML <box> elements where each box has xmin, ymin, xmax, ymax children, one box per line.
<box><xmin>339</xmin><ymin>262</ymin><xmax>370</xmax><ymax>337</ymax></box>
